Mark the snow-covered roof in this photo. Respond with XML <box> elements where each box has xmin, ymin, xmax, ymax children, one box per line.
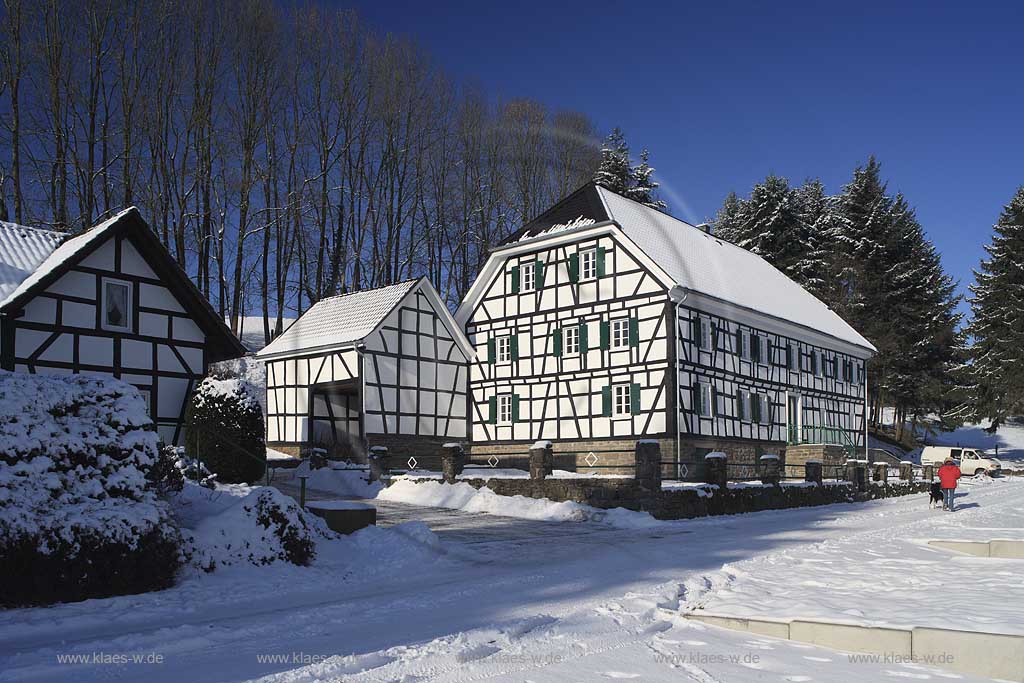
<box><xmin>0</xmin><ymin>222</ymin><xmax>64</xmax><ymax>304</ymax></box>
<box><xmin>0</xmin><ymin>207</ymin><xmax>136</xmax><ymax>310</ymax></box>
<box><xmin>499</xmin><ymin>184</ymin><xmax>875</xmax><ymax>353</ymax></box>
<box><xmin>256</xmin><ymin>280</ymin><xmax>420</xmax><ymax>359</ymax></box>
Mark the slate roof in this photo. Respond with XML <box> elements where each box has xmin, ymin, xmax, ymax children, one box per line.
<box><xmin>504</xmin><ymin>183</ymin><xmax>875</xmax><ymax>353</ymax></box>
<box><xmin>256</xmin><ymin>279</ymin><xmax>420</xmax><ymax>359</ymax></box>
<box><xmin>0</xmin><ymin>222</ymin><xmax>65</xmax><ymax>304</ymax></box>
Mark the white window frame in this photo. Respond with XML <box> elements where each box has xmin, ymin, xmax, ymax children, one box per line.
<box><xmin>757</xmin><ymin>335</ymin><xmax>769</xmax><ymax>366</ymax></box>
<box><xmin>698</xmin><ymin>382</ymin><xmax>713</xmax><ymax>418</ymax></box>
<box><xmin>101</xmin><ymin>277</ymin><xmax>133</xmax><ymax>332</ymax></box>
<box><xmin>737</xmin><ymin>389</ymin><xmax>751</xmax><ymax>422</ymax></box>
<box><xmin>521</xmin><ymin>261</ymin><xmax>535</xmax><ymax>293</ymax></box>
<box><xmin>496</xmin><ymin>335</ymin><xmax>512</xmax><ymax>364</ymax></box>
<box><xmin>580</xmin><ymin>248</ymin><xmax>598</xmax><ymax>281</ymax></box>
<box><xmin>699</xmin><ymin>318</ymin><xmax>712</xmax><ymax>350</ymax></box>
<box><xmin>564</xmin><ymin>325</ymin><xmax>580</xmax><ymax>356</ymax></box>
<box><xmin>613</xmin><ymin>383</ymin><xmax>631</xmax><ymax>417</ymax></box>
<box><xmin>497</xmin><ymin>394</ymin><xmax>513</xmax><ymax>425</ymax></box>
<box><xmin>758</xmin><ymin>394</ymin><xmax>770</xmax><ymax>424</ymax></box>
<box><xmin>611</xmin><ymin>318</ymin><xmax>630</xmax><ymax>349</ymax></box>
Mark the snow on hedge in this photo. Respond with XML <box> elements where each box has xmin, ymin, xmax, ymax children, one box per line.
<box><xmin>378</xmin><ymin>480</ymin><xmax>660</xmax><ymax>529</ymax></box>
<box><xmin>0</xmin><ymin>370</ymin><xmax>165</xmax><ymax>550</ymax></box>
<box><xmin>177</xmin><ymin>481</ymin><xmax>329</xmax><ymax>570</ymax></box>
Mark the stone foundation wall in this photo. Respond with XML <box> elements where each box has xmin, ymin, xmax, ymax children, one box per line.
<box><xmin>785</xmin><ymin>444</ymin><xmax>848</xmax><ymax>468</ymax></box>
<box><xmin>467</xmin><ymin>437</ymin><xmax>675</xmax><ymax>476</ymax></box>
<box><xmin>399</xmin><ymin>476</ymin><xmax>931</xmax><ymax>521</ymax></box>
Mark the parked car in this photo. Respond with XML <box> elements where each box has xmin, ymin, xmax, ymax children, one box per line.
<box><xmin>920</xmin><ymin>446</ymin><xmax>1002</xmax><ymax>477</ymax></box>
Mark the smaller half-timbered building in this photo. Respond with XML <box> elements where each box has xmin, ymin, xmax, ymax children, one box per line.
<box><xmin>0</xmin><ymin>208</ymin><xmax>245</xmax><ymax>444</ymax></box>
<box><xmin>256</xmin><ymin>278</ymin><xmax>471</xmax><ymax>464</ymax></box>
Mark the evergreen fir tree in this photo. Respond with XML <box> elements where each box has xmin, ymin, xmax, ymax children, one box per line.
<box><xmin>593</xmin><ymin>128</ymin><xmax>632</xmax><ymax>195</ymax></box>
<box><xmin>712</xmin><ymin>191</ymin><xmax>745</xmax><ymax>242</ymax></box>
<box><xmin>791</xmin><ymin>179</ymin><xmax>833</xmax><ymax>297</ymax></box>
<box><xmin>625</xmin><ymin>149</ymin><xmax>667</xmax><ymax>210</ymax></box>
<box><xmin>592</xmin><ymin>128</ymin><xmax>668</xmax><ymax>210</ymax></box>
<box><xmin>962</xmin><ymin>186</ymin><xmax>1024</xmax><ymax>430</ymax></box>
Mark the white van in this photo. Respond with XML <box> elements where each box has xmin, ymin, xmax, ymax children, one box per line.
<box><xmin>920</xmin><ymin>446</ymin><xmax>1002</xmax><ymax>477</ymax></box>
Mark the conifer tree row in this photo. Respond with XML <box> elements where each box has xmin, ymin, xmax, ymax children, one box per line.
<box><xmin>713</xmin><ymin>158</ymin><xmax>963</xmax><ymax>438</ymax></box>
<box><xmin>592</xmin><ymin>128</ymin><xmax>667</xmax><ymax>210</ymax></box>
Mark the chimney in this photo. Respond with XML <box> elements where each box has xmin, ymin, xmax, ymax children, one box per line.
<box><xmin>696</xmin><ymin>222</ymin><xmax>712</xmax><ymax>234</ymax></box>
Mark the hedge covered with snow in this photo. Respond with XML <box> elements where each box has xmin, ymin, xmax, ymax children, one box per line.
<box><xmin>184</xmin><ymin>377</ymin><xmax>266</xmax><ymax>484</ymax></box>
<box><xmin>0</xmin><ymin>371</ymin><xmax>181</xmax><ymax>606</ymax></box>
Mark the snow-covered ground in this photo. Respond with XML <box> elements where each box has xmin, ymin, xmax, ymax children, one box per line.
<box><xmin>2</xmin><ymin>476</ymin><xmax>1021</xmax><ymax>682</ymax></box>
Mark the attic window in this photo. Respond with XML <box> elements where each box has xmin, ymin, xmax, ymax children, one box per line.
<box><xmin>102</xmin><ymin>278</ymin><xmax>132</xmax><ymax>332</ymax></box>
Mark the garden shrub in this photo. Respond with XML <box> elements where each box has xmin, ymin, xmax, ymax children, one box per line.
<box><xmin>184</xmin><ymin>377</ymin><xmax>266</xmax><ymax>484</ymax></box>
<box><xmin>0</xmin><ymin>372</ymin><xmax>182</xmax><ymax>607</ymax></box>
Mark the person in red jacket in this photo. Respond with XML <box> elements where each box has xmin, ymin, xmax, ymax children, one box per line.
<box><xmin>938</xmin><ymin>457</ymin><xmax>962</xmax><ymax>511</ymax></box>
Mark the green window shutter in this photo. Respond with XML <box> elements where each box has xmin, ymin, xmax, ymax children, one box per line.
<box><xmin>599</xmin><ymin>320</ymin><xmax>610</xmax><ymax>350</ymax></box>
<box><xmin>602</xmin><ymin>386</ymin><xmax>612</xmax><ymax>417</ymax></box>
<box><xmin>692</xmin><ymin>319</ymin><xmax>701</xmax><ymax>347</ymax></box>
<box><xmin>711</xmin><ymin>386</ymin><xmax>718</xmax><ymax>417</ymax></box>
<box><xmin>568</xmin><ymin>253</ymin><xmax>580</xmax><ymax>282</ymax></box>
<box><xmin>535</xmin><ymin>260</ymin><xmax>545</xmax><ymax>288</ymax></box>
<box><xmin>488</xmin><ymin>396</ymin><xmax>497</xmax><ymax>424</ymax></box>
<box><xmin>630</xmin><ymin>383</ymin><xmax>641</xmax><ymax>414</ymax></box>
<box><xmin>579</xmin><ymin>323</ymin><xmax>589</xmax><ymax>353</ymax></box>
<box><xmin>786</xmin><ymin>345</ymin><xmax>793</xmax><ymax>369</ymax></box>
<box><xmin>487</xmin><ymin>338</ymin><xmax>496</xmax><ymax>364</ymax></box>
<box><xmin>751</xmin><ymin>393</ymin><xmax>762</xmax><ymax>422</ymax></box>
<box><xmin>510</xmin><ymin>335</ymin><xmax>519</xmax><ymax>360</ymax></box>
<box><xmin>596</xmin><ymin>246</ymin><xmax>607</xmax><ymax>277</ymax></box>
<box><xmin>735</xmin><ymin>328</ymin><xmax>743</xmax><ymax>354</ymax></box>
<box><xmin>751</xmin><ymin>334</ymin><xmax>761</xmax><ymax>362</ymax></box>
<box><xmin>511</xmin><ymin>265</ymin><xmax>520</xmax><ymax>293</ymax></box>
<box><xmin>511</xmin><ymin>395</ymin><xmax>521</xmax><ymax>423</ymax></box>
<box><xmin>552</xmin><ymin>328</ymin><xmax>563</xmax><ymax>357</ymax></box>
<box><xmin>711</xmin><ymin>323</ymin><xmax>719</xmax><ymax>350</ymax></box>
<box><xmin>737</xmin><ymin>391</ymin><xmax>745</xmax><ymax>420</ymax></box>
<box><xmin>811</xmin><ymin>351</ymin><xmax>818</xmax><ymax>375</ymax></box>
<box><xmin>629</xmin><ymin>317</ymin><xmax>640</xmax><ymax>347</ymax></box>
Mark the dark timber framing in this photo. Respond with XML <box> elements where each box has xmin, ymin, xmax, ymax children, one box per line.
<box><xmin>0</xmin><ymin>208</ymin><xmax>244</xmax><ymax>445</ymax></box>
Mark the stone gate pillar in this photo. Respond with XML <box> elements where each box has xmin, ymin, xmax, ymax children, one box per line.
<box><xmin>873</xmin><ymin>462</ymin><xmax>889</xmax><ymax>484</ymax></box>
<box><xmin>804</xmin><ymin>459</ymin><xmax>823</xmax><ymax>485</ymax></box>
<box><xmin>704</xmin><ymin>452</ymin><xmax>728</xmax><ymax>488</ymax></box>
<box><xmin>530</xmin><ymin>441</ymin><xmax>553</xmax><ymax>481</ymax></box>
<box><xmin>367</xmin><ymin>446</ymin><xmax>389</xmax><ymax>482</ymax></box>
<box><xmin>635</xmin><ymin>440</ymin><xmax>662</xmax><ymax>492</ymax></box>
<box><xmin>440</xmin><ymin>443</ymin><xmax>465</xmax><ymax>484</ymax></box>
<box><xmin>899</xmin><ymin>461</ymin><xmax>914</xmax><ymax>481</ymax></box>
<box><xmin>760</xmin><ymin>454</ymin><xmax>781</xmax><ymax>485</ymax></box>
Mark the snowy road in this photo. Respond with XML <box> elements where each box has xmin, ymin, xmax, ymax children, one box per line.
<box><xmin>1</xmin><ymin>478</ymin><xmax>1021</xmax><ymax>682</ymax></box>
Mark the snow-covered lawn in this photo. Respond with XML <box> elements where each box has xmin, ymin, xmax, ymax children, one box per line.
<box><xmin>1</xmin><ymin>476</ymin><xmax>1021</xmax><ymax>682</ymax></box>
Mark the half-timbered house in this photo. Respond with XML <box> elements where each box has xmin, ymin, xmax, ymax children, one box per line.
<box><xmin>256</xmin><ymin>278</ymin><xmax>471</xmax><ymax>464</ymax></box>
<box><xmin>456</xmin><ymin>183</ymin><xmax>876</xmax><ymax>476</ymax></box>
<box><xmin>0</xmin><ymin>208</ymin><xmax>245</xmax><ymax>444</ymax></box>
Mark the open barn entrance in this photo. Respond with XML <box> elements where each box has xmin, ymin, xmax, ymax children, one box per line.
<box><xmin>310</xmin><ymin>380</ymin><xmax>365</xmax><ymax>461</ymax></box>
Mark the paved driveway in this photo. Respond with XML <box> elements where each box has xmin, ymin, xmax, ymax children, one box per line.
<box><xmin>271</xmin><ymin>480</ymin><xmax>622</xmax><ymax>546</ymax></box>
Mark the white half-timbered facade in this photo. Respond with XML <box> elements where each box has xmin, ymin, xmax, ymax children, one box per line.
<box><xmin>0</xmin><ymin>208</ymin><xmax>245</xmax><ymax>444</ymax></box>
<box><xmin>256</xmin><ymin>278</ymin><xmax>471</xmax><ymax>462</ymax></box>
<box><xmin>456</xmin><ymin>184</ymin><xmax>876</xmax><ymax>473</ymax></box>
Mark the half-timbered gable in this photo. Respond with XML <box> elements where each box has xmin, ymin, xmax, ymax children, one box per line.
<box><xmin>459</xmin><ymin>183</ymin><xmax>876</xmax><ymax>474</ymax></box>
<box><xmin>0</xmin><ymin>208</ymin><xmax>245</xmax><ymax>445</ymax></box>
<box><xmin>258</xmin><ymin>278</ymin><xmax>471</xmax><ymax>462</ymax></box>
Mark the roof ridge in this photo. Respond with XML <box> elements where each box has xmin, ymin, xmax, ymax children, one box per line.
<box><xmin>0</xmin><ymin>221</ymin><xmax>65</xmax><ymax>239</ymax></box>
<box><xmin>316</xmin><ymin>277</ymin><xmax>419</xmax><ymax>304</ymax></box>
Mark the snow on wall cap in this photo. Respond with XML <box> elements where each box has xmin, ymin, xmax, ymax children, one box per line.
<box><xmin>442</xmin><ymin>443</ymin><xmax>463</xmax><ymax>449</ymax></box>
<box><xmin>637</xmin><ymin>439</ymin><xmax>660</xmax><ymax>444</ymax></box>
<box><xmin>759</xmin><ymin>454</ymin><xmax>781</xmax><ymax>460</ymax></box>
<box><xmin>900</xmin><ymin>460</ymin><xmax>915</xmax><ymax>465</ymax></box>
<box><xmin>531</xmin><ymin>440</ymin><xmax>553</xmax><ymax>449</ymax></box>
<box><xmin>704</xmin><ymin>452</ymin><xmax>727</xmax><ymax>459</ymax></box>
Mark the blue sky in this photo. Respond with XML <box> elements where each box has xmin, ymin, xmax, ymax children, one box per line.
<box><xmin>342</xmin><ymin>0</ymin><xmax>1022</xmax><ymax>315</ymax></box>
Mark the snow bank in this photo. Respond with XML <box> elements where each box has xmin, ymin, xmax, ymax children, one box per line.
<box><xmin>378</xmin><ymin>480</ymin><xmax>660</xmax><ymax>529</ymax></box>
<box><xmin>279</xmin><ymin>461</ymin><xmax>382</xmax><ymax>498</ymax></box>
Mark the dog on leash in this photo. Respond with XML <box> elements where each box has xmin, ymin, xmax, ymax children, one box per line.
<box><xmin>929</xmin><ymin>482</ymin><xmax>943</xmax><ymax>508</ymax></box>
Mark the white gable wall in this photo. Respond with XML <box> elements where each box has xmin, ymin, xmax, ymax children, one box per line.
<box><xmin>3</xmin><ymin>231</ymin><xmax>209</xmax><ymax>444</ymax></box>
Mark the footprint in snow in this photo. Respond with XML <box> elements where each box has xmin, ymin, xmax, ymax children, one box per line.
<box><xmin>803</xmin><ymin>656</ymin><xmax>832</xmax><ymax>662</ymax></box>
<box><xmin>602</xmin><ymin>672</ymin><xmax>641</xmax><ymax>679</ymax></box>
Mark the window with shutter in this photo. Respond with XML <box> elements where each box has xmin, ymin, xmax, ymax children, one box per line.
<box><xmin>629</xmin><ymin>317</ymin><xmax>640</xmax><ymax>347</ymax></box>
<box><xmin>737</xmin><ymin>389</ymin><xmax>748</xmax><ymax>421</ymax></box>
<box><xmin>511</xmin><ymin>265</ymin><xmax>521</xmax><ymax>294</ymax></box>
<box><xmin>602</xmin><ymin>385</ymin><xmax>612</xmax><ymax>416</ymax></box>
<box><xmin>698</xmin><ymin>382</ymin><xmax>713</xmax><ymax>418</ymax></box>
<box><xmin>612</xmin><ymin>384</ymin><xmax>631</xmax><ymax>417</ymax></box>
<box><xmin>568</xmin><ymin>253</ymin><xmax>580</xmax><ymax>282</ymax></box>
<box><xmin>751</xmin><ymin>333</ymin><xmax>761</xmax><ymax>362</ymax></box>
<box><xmin>552</xmin><ymin>328</ymin><xmax>563</xmax><ymax>357</ymax></box>
<box><xmin>580</xmin><ymin>249</ymin><xmax>598</xmax><ymax>280</ymax></box>
<box><xmin>520</xmin><ymin>262</ymin><xmax>535</xmax><ymax>292</ymax></box>
<box><xmin>600</xmin><ymin>320</ymin><xmax>611</xmax><ymax>350</ymax></box>
<box><xmin>751</xmin><ymin>392</ymin><xmax>762</xmax><ymax>422</ymax></box>
<box><xmin>564</xmin><ymin>326</ymin><xmax>580</xmax><ymax>355</ymax></box>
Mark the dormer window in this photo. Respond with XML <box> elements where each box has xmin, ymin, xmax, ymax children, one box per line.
<box><xmin>102</xmin><ymin>279</ymin><xmax>132</xmax><ymax>332</ymax></box>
